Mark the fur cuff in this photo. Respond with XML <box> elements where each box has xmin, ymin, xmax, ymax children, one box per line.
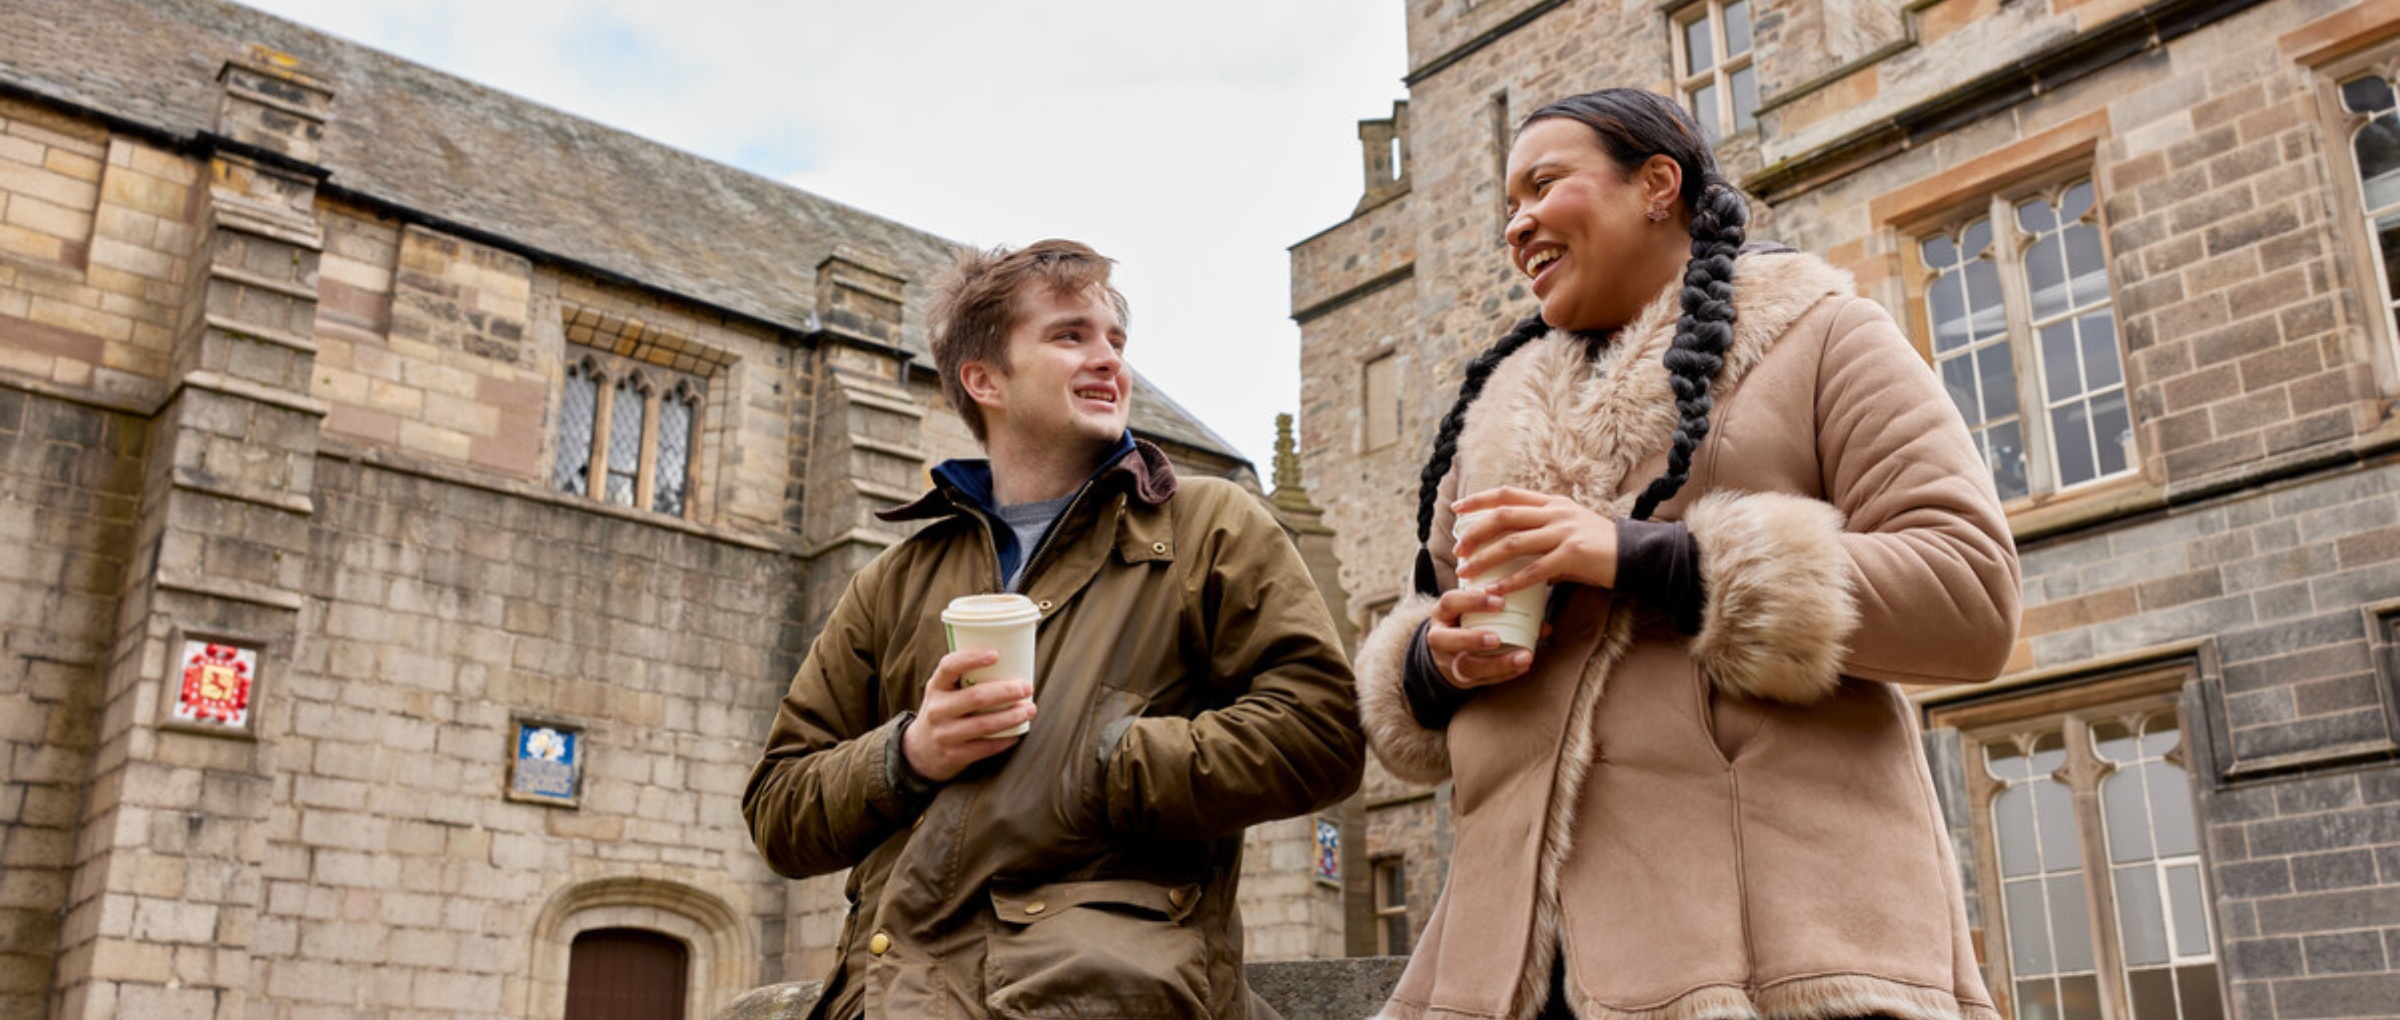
<box><xmin>1685</xmin><ymin>492</ymin><xmax>1859</xmax><ymax>705</ymax></box>
<box><xmin>1356</xmin><ymin>592</ymin><xmax>1452</xmax><ymax>785</ymax></box>
<box><xmin>1754</xmin><ymin>973</ymin><xmax>1999</xmax><ymax>1020</ymax></box>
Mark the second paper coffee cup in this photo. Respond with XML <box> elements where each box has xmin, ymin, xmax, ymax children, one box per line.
<box><xmin>1453</xmin><ymin>509</ymin><xmax>1549</xmax><ymax>651</ymax></box>
<box><xmin>941</xmin><ymin>593</ymin><xmax>1040</xmax><ymax>737</ymax></box>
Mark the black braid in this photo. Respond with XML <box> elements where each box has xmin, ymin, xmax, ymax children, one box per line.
<box><xmin>1629</xmin><ymin>176</ymin><xmax>1747</xmax><ymax>521</ymax></box>
<box><xmin>1411</xmin><ymin>315</ymin><xmax>1548</xmax><ymax>596</ymax></box>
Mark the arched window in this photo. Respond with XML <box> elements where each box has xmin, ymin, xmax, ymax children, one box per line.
<box><xmin>553</xmin><ymin>359</ymin><xmax>602</xmax><ymax>496</ymax></box>
<box><xmin>1915</xmin><ymin>177</ymin><xmax>2132</xmax><ymax>503</ymax></box>
<box><xmin>566</xmin><ymin>928</ymin><xmax>689</xmax><ymax>1020</ymax></box>
<box><xmin>2342</xmin><ymin>73</ymin><xmax>2400</xmax><ymax>346</ymax></box>
<box><xmin>604</xmin><ymin>374</ymin><xmax>651</xmax><ymax>507</ymax></box>
<box><xmin>654</xmin><ymin>382</ymin><xmax>701</xmax><ymax>517</ymax></box>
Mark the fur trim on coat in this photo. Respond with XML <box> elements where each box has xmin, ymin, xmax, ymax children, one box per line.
<box><xmin>1685</xmin><ymin>491</ymin><xmax>1859</xmax><ymax>705</ymax></box>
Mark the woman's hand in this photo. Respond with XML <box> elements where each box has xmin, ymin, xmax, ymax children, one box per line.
<box><xmin>1452</xmin><ymin>487</ymin><xmax>1619</xmax><ymax>595</ymax></box>
<box><xmin>1426</xmin><ymin>587</ymin><xmax>1535</xmax><ymax>688</ymax></box>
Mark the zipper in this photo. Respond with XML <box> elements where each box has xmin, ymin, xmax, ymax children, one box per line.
<box><xmin>1004</xmin><ymin>478</ymin><xmax>1106</xmax><ymax>594</ymax></box>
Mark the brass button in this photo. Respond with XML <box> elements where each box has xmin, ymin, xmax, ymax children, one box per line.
<box><xmin>1168</xmin><ymin>888</ymin><xmax>1192</xmax><ymax>909</ymax></box>
<box><xmin>1024</xmin><ymin>901</ymin><xmax>1047</xmax><ymax>916</ymax></box>
<box><xmin>1151</xmin><ymin>542</ymin><xmax>1168</xmax><ymax>554</ymax></box>
<box><xmin>1036</xmin><ymin>600</ymin><xmax>1053</xmax><ymax>612</ymax></box>
<box><xmin>868</xmin><ymin>932</ymin><xmax>890</xmax><ymax>955</ymax></box>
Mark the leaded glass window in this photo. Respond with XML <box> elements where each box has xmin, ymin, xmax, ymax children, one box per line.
<box><xmin>605</xmin><ymin>376</ymin><xmax>647</xmax><ymax>507</ymax></box>
<box><xmin>554</xmin><ymin>361</ymin><xmax>599</xmax><ymax>496</ymax></box>
<box><xmin>1915</xmin><ymin>176</ymin><xmax>2133</xmax><ymax>502</ymax></box>
<box><xmin>654</xmin><ymin>384</ymin><xmax>698</xmax><ymax>517</ymax></box>
<box><xmin>551</xmin><ymin>357</ymin><xmax>707</xmax><ymax>520</ymax></box>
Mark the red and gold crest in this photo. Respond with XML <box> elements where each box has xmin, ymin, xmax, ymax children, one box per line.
<box><xmin>176</xmin><ymin>640</ymin><xmax>255</xmax><ymax>728</ymax></box>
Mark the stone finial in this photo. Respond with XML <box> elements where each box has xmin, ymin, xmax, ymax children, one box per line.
<box><xmin>1355</xmin><ymin>100</ymin><xmax>1410</xmax><ymax>214</ymax></box>
<box><xmin>1269</xmin><ymin>413</ymin><xmax>1323</xmax><ymax>515</ymax></box>
<box><xmin>816</xmin><ymin>251</ymin><xmax>909</xmax><ymax>351</ymax></box>
<box><xmin>215</xmin><ymin>45</ymin><xmax>334</xmax><ymax>166</ymax></box>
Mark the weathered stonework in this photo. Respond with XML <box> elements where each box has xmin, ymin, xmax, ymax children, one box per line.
<box><xmin>1</xmin><ymin>1</ymin><xmax>1356</xmax><ymax>1015</ymax></box>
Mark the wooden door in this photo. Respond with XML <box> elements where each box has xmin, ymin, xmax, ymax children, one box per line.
<box><xmin>565</xmin><ymin>928</ymin><xmax>688</xmax><ymax>1020</ymax></box>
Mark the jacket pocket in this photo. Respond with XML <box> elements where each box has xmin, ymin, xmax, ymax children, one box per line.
<box><xmin>984</xmin><ymin>879</ymin><xmax>1210</xmax><ymax>1020</ymax></box>
<box><xmin>1054</xmin><ymin>684</ymin><xmax>1149</xmax><ymax>840</ymax></box>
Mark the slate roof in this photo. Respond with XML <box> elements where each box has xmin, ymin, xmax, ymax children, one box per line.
<box><xmin>0</xmin><ymin>0</ymin><xmax>1240</xmax><ymax>460</ymax></box>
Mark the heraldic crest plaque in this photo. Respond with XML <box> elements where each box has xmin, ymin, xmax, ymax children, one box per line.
<box><xmin>166</xmin><ymin>633</ymin><xmax>263</xmax><ymax>737</ymax></box>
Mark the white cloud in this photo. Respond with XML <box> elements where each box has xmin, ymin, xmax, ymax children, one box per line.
<box><xmin>239</xmin><ymin>0</ymin><xmax>1408</xmax><ymax>470</ymax></box>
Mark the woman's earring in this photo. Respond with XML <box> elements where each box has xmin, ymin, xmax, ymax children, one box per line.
<box><xmin>1645</xmin><ymin>204</ymin><xmax>1670</xmax><ymax>223</ymax></box>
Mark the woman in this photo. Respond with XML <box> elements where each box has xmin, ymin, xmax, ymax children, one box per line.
<box><xmin>1356</xmin><ymin>89</ymin><xmax>2020</xmax><ymax>1020</ymax></box>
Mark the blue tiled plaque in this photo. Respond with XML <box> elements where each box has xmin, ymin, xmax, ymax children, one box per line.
<box><xmin>508</xmin><ymin>720</ymin><xmax>582</xmax><ymax>806</ymax></box>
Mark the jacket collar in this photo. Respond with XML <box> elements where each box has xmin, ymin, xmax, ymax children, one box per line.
<box><xmin>877</xmin><ymin>433</ymin><xmax>1178</xmax><ymax>523</ymax></box>
<box><xmin>1449</xmin><ymin>249</ymin><xmax>1855</xmax><ymax>514</ymax></box>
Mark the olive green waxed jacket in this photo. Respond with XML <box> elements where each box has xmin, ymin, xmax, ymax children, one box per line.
<box><xmin>743</xmin><ymin>441</ymin><xmax>1363</xmax><ymax>1020</ymax></box>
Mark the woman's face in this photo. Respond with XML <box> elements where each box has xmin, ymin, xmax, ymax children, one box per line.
<box><xmin>1503</xmin><ymin>119</ymin><xmax>1682</xmax><ymax>334</ymax></box>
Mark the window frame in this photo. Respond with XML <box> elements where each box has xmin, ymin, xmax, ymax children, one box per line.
<box><xmin>1929</xmin><ymin>665</ymin><xmax>2224</xmax><ymax>1020</ymax></box>
<box><xmin>1907</xmin><ymin>167</ymin><xmax>2138</xmax><ymax>506</ymax></box>
<box><xmin>1372</xmin><ymin>855</ymin><xmax>1410</xmax><ymax>956</ymax></box>
<box><xmin>2309</xmin><ymin>46</ymin><xmax>2400</xmax><ymax>397</ymax></box>
<box><xmin>554</xmin><ymin>349</ymin><xmax>708</xmax><ymax>520</ymax></box>
<box><xmin>1669</xmin><ymin>0</ymin><xmax>1758</xmax><ymax>143</ymax></box>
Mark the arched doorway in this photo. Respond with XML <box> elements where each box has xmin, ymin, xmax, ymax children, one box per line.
<box><xmin>565</xmin><ymin>928</ymin><xmax>689</xmax><ymax>1020</ymax></box>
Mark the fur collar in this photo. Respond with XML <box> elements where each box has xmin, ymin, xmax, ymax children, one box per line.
<box><xmin>1453</xmin><ymin>251</ymin><xmax>1855</xmax><ymax>512</ymax></box>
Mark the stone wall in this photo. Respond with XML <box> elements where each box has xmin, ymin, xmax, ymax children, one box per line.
<box><xmin>244</xmin><ymin>454</ymin><xmax>802</xmax><ymax>1017</ymax></box>
<box><xmin>0</xmin><ymin>394</ymin><xmax>145</xmax><ymax>1018</ymax></box>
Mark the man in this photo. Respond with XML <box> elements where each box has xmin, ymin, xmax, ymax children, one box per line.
<box><xmin>744</xmin><ymin>239</ymin><xmax>1362</xmax><ymax>1020</ymax></box>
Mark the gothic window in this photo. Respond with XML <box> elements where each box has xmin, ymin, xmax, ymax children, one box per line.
<box><xmin>1915</xmin><ymin>178</ymin><xmax>2133</xmax><ymax>502</ymax></box>
<box><xmin>550</xmin><ymin>354</ymin><xmax>706</xmax><ymax>519</ymax></box>
<box><xmin>2339</xmin><ymin>72</ymin><xmax>2400</xmax><ymax>350</ymax></box>
<box><xmin>654</xmin><ymin>381</ymin><xmax>701</xmax><ymax>517</ymax></box>
<box><xmin>1937</xmin><ymin>682</ymin><xmax>2222</xmax><ymax>1020</ymax></box>
<box><xmin>1672</xmin><ymin>0</ymin><xmax>1758</xmax><ymax>143</ymax></box>
<box><xmin>555</xmin><ymin>359</ymin><xmax>601</xmax><ymax>496</ymax></box>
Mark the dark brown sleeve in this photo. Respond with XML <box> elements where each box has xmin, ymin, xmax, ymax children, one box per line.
<box><xmin>1615</xmin><ymin>518</ymin><xmax>1703</xmax><ymax>635</ymax></box>
<box><xmin>1401</xmin><ymin>619</ymin><xmax>1475</xmax><ymax>728</ymax></box>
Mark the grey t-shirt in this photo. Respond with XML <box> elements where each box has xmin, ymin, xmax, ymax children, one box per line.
<box><xmin>995</xmin><ymin>493</ymin><xmax>1075</xmax><ymax>591</ymax></box>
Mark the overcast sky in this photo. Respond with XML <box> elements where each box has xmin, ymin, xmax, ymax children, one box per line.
<box><xmin>235</xmin><ymin>0</ymin><xmax>1410</xmax><ymax>471</ymax></box>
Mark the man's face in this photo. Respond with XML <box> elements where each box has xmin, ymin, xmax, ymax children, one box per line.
<box><xmin>974</xmin><ymin>283</ymin><xmax>1131</xmax><ymax>456</ymax></box>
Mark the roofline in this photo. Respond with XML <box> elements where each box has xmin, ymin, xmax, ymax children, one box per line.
<box><xmin>0</xmin><ymin>73</ymin><xmax>922</xmax><ymax>363</ymax></box>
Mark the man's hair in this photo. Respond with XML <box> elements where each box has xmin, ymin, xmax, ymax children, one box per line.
<box><xmin>928</xmin><ymin>239</ymin><xmax>1129</xmax><ymax>443</ymax></box>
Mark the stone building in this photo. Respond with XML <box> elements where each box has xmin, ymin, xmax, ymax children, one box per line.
<box><xmin>0</xmin><ymin>0</ymin><xmax>1351</xmax><ymax>1017</ymax></box>
<box><xmin>1295</xmin><ymin>0</ymin><xmax>2400</xmax><ymax>1016</ymax></box>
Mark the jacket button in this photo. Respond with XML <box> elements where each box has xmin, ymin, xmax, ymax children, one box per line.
<box><xmin>1037</xmin><ymin>600</ymin><xmax>1053</xmax><ymax>612</ymax></box>
<box><xmin>1025</xmin><ymin>901</ymin><xmax>1047</xmax><ymax>915</ymax></box>
<box><xmin>1151</xmin><ymin>542</ymin><xmax>1168</xmax><ymax>554</ymax></box>
<box><xmin>868</xmin><ymin>932</ymin><xmax>890</xmax><ymax>955</ymax></box>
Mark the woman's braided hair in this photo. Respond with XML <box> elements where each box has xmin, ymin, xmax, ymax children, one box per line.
<box><xmin>1411</xmin><ymin>88</ymin><xmax>1749</xmax><ymax>597</ymax></box>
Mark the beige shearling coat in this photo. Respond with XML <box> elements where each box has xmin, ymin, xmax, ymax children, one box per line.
<box><xmin>1358</xmin><ymin>252</ymin><xmax>2020</xmax><ymax>1020</ymax></box>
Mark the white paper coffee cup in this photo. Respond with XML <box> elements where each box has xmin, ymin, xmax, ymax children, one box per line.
<box><xmin>941</xmin><ymin>593</ymin><xmax>1040</xmax><ymax>737</ymax></box>
<box><xmin>1453</xmin><ymin>509</ymin><xmax>1549</xmax><ymax>652</ymax></box>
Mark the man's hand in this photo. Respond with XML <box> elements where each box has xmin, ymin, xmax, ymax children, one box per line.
<box><xmin>901</xmin><ymin>648</ymin><xmax>1038</xmax><ymax>783</ymax></box>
